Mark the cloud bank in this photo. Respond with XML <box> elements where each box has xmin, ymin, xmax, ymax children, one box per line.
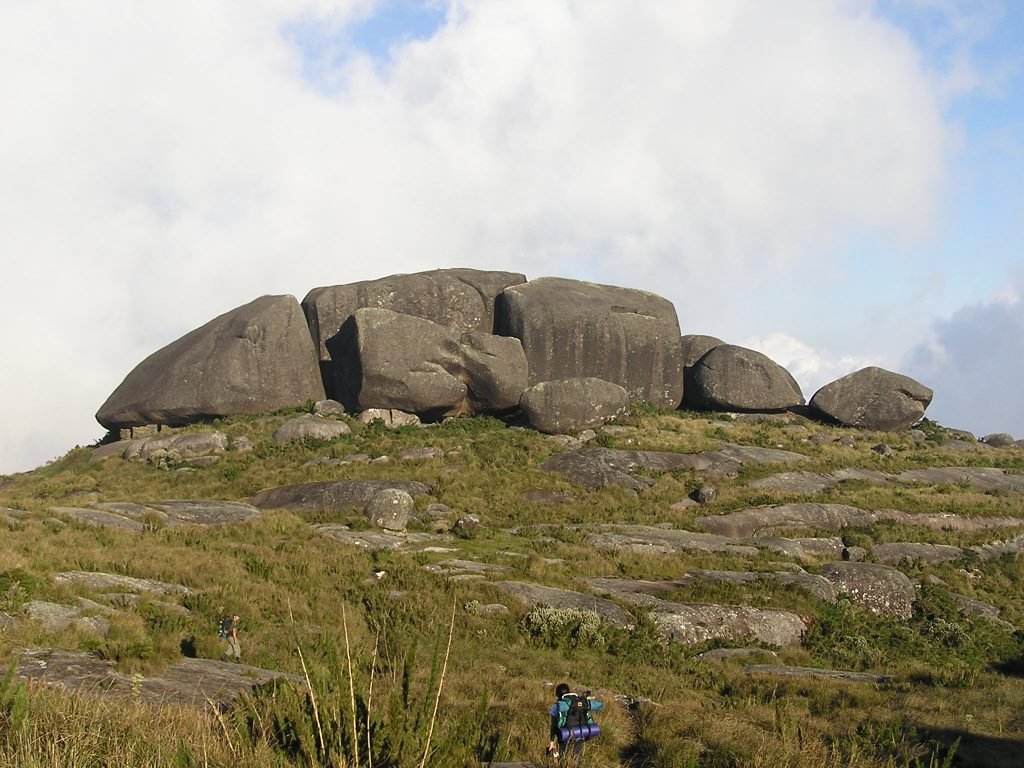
<box><xmin>0</xmin><ymin>1</ymin><xmax>964</xmax><ymax>472</ymax></box>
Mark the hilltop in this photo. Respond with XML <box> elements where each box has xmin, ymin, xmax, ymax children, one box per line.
<box><xmin>1</xmin><ymin>405</ymin><xmax>1023</xmax><ymax>767</ymax></box>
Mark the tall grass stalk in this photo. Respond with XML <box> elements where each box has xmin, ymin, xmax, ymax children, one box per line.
<box><xmin>419</xmin><ymin>598</ymin><xmax>456</xmax><ymax>768</ymax></box>
<box><xmin>367</xmin><ymin>633</ymin><xmax>379</xmax><ymax>768</ymax></box>
<box><xmin>343</xmin><ymin>602</ymin><xmax>360</xmax><ymax>768</ymax></box>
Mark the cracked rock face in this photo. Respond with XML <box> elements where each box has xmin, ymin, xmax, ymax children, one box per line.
<box><xmin>819</xmin><ymin>562</ymin><xmax>915</xmax><ymax>619</ymax></box>
<box><xmin>520</xmin><ymin>377</ymin><xmax>629</xmax><ymax>434</ymax></box>
<box><xmin>809</xmin><ymin>366</ymin><xmax>933</xmax><ymax>431</ymax></box>
<box><xmin>495</xmin><ymin>277</ymin><xmax>683</xmax><ymax>408</ymax></box>
<box><xmin>96</xmin><ymin>295</ymin><xmax>325</xmax><ymax>430</ymax></box>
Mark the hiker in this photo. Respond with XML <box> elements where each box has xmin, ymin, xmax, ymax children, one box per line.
<box><xmin>219</xmin><ymin>613</ymin><xmax>241</xmax><ymax>662</ymax></box>
<box><xmin>547</xmin><ymin>683</ymin><xmax>603</xmax><ymax>765</ymax></box>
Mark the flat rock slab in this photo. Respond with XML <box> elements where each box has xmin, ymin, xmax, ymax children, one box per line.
<box><xmin>696</xmin><ymin>503</ymin><xmax>1024</xmax><ymax>538</ymax></box>
<box><xmin>423</xmin><ymin>559</ymin><xmax>513</xmax><ymax>577</ymax></box>
<box><xmin>541</xmin><ymin>443</ymin><xmax>809</xmax><ymax>490</ymax></box>
<box><xmin>749</xmin><ymin>468</ymin><xmax>893</xmax><ymax>494</ymax></box>
<box><xmin>24</xmin><ymin>602</ymin><xmax>111</xmax><ymax>635</ymax></box>
<box><xmin>50</xmin><ymin>507</ymin><xmax>146</xmax><ymax>531</ymax></box>
<box><xmin>897</xmin><ymin>467</ymin><xmax>1024</xmax><ymax>493</ymax></box>
<box><xmin>586</xmin><ymin>571</ymin><xmax>837</xmax><ymax>604</ymax></box>
<box><xmin>491</xmin><ymin>581</ymin><xmax>634</xmax><ymax>628</ymax></box>
<box><xmin>820</xmin><ymin>562</ymin><xmax>915</xmax><ymax>619</ymax></box>
<box><xmin>750</xmin><ymin>536</ymin><xmax>845</xmax><ymax>561</ymax></box>
<box><xmin>698</xmin><ymin>648</ymin><xmax>779</xmax><ymax>662</ymax></box>
<box><xmin>743</xmin><ymin>665</ymin><xmax>892</xmax><ymax>684</ymax></box>
<box><xmin>10</xmin><ymin>648</ymin><xmax>302</xmax><ymax>711</ymax></box>
<box><xmin>969</xmin><ymin>533</ymin><xmax>1024</xmax><ymax>561</ymax></box>
<box><xmin>313</xmin><ymin>524</ymin><xmax>445</xmax><ymax>551</ymax></box>
<box><xmin>150</xmin><ymin>500</ymin><xmax>263</xmax><ymax>525</ymax></box>
<box><xmin>586</xmin><ymin>526</ymin><xmax>759</xmax><ymax>557</ymax></box>
<box><xmin>55</xmin><ymin>571</ymin><xmax>193</xmax><ymax>595</ymax></box>
<box><xmin>871</xmin><ymin>542</ymin><xmax>964</xmax><ymax>566</ymax></box>
<box><xmin>750</xmin><ymin>466</ymin><xmax>1024</xmax><ymax>496</ymax></box>
<box><xmin>251</xmin><ymin>480</ymin><xmax>432</xmax><ymax>513</ymax></box>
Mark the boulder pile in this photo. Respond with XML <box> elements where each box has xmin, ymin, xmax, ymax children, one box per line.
<box><xmin>95</xmin><ymin>268</ymin><xmax>935</xmax><ymax>435</ymax></box>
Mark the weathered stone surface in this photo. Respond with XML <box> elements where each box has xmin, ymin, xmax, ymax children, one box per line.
<box><xmin>968</xmin><ymin>533</ymin><xmax>1024</xmax><ymax>561</ymax></box>
<box><xmin>980</xmin><ymin>433</ymin><xmax>1016</xmax><ymax>447</ymax></box>
<box><xmin>51</xmin><ymin>507</ymin><xmax>146</xmax><ymax>531</ymax></box>
<box><xmin>149</xmin><ymin>500</ymin><xmax>263</xmax><ymax>526</ymax></box>
<box><xmin>819</xmin><ymin>562</ymin><xmax>915</xmax><ymax>619</ymax></box>
<box><xmin>313</xmin><ymin>525</ymin><xmax>444</xmax><ymax>550</ymax></box>
<box><xmin>399</xmin><ymin>447</ymin><xmax>444</xmax><ymax>462</ymax></box>
<box><xmin>0</xmin><ymin>613</ymin><xmax>15</xmax><ymax>631</ymax></box>
<box><xmin>272</xmin><ymin>414</ymin><xmax>351</xmax><ymax>445</ymax></box>
<box><xmin>697</xmin><ymin>502</ymin><xmax>1024</xmax><ymax>539</ymax></box>
<box><xmin>750</xmin><ymin>536</ymin><xmax>846</xmax><ymax>561</ymax></box>
<box><xmin>752</xmin><ymin>466</ymin><xmax>1024</xmax><ymax>496</ymax></box>
<box><xmin>358</xmin><ymin>409</ymin><xmax>421</xmax><ymax>428</ymax></box>
<box><xmin>11</xmin><ymin>648</ymin><xmax>302</xmax><ymax>711</ymax></box>
<box><xmin>950</xmin><ymin>593</ymin><xmax>1007</xmax><ymax>624</ymax></box>
<box><xmin>871</xmin><ymin>542</ymin><xmax>963</xmax><ymax>566</ymax></box>
<box><xmin>586</xmin><ymin>572</ymin><xmax>837</xmax><ymax>604</ymax></box>
<box><xmin>330</xmin><ymin>308</ymin><xmax>528</xmax><ymax>416</ymax></box>
<box><xmin>54</xmin><ymin>571</ymin><xmax>193</xmax><ymax>595</ymax></box>
<box><xmin>25</xmin><ymin>601</ymin><xmax>110</xmax><ymax>635</ymax></box>
<box><xmin>688</xmin><ymin>345</ymin><xmax>804</xmax><ymax>412</ymax></box>
<box><xmin>897</xmin><ymin>467</ymin><xmax>1024</xmax><ymax>493</ymax></box>
<box><xmin>302</xmin><ymin>268</ymin><xmax>526</xmax><ymax>389</ymax></box>
<box><xmin>542</xmin><ymin>443</ymin><xmax>809</xmax><ymax>491</ymax></box>
<box><xmin>123</xmin><ymin>431</ymin><xmax>229</xmax><ymax>461</ymax></box>
<box><xmin>680</xmin><ymin>335</ymin><xmax>726</xmax><ymax>369</ymax></box>
<box><xmin>313</xmin><ymin>399</ymin><xmax>346</xmax><ymax>417</ymax></box>
<box><xmin>743</xmin><ymin>665</ymin><xmax>892</xmax><ymax>684</ymax></box>
<box><xmin>520</xmin><ymin>378</ymin><xmax>629</xmax><ymax>434</ymax></box>
<box><xmin>496</xmin><ymin>277</ymin><xmax>683</xmax><ymax>408</ymax></box>
<box><xmin>251</xmin><ymin>480</ymin><xmax>432</xmax><ymax>513</ymax></box>
<box><xmin>491</xmin><ymin>581</ymin><xmax>634</xmax><ymax>628</ymax></box>
<box><xmin>809</xmin><ymin>367</ymin><xmax>932</xmax><ymax>431</ymax></box>
<box><xmin>698</xmin><ymin>648</ymin><xmax>779</xmax><ymax>662</ymax></box>
<box><xmin>365</xmin><ymin>489</ymin><xmax>414</xmax><ymax>531</ymax></box>
<box><xmin>586</xmin><ymin>526</ymin><xmax>759</xmax><ymax>557</ymax></box>
<box><xmin>521</xmin><ymin>489</ymin><xmax>575</xmax><ymax>505</ymax></box>
<box><xmin>97</xmin><ymin>295</ymin><xmax>325</xmax><ymax>429</ymax></box>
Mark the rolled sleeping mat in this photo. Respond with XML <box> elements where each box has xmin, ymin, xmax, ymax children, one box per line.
<box><xmin>559</xmin><ymin>723</ymin><xmax>600</xmax><ymax>742</ymax></box>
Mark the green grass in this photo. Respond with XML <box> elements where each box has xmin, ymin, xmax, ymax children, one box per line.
<box><xmin>0</xmin><ymin>412</ymin><xmax>1023</xmax><ymax>766</ymax></box>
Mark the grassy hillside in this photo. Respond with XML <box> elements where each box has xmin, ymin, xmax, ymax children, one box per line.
<box><xmin>1</xmin><ymin>408</ymin><xmax>1023</xmax><ymax>767</ymax></box>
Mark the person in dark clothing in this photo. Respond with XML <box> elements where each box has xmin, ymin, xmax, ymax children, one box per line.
<box><xmin>547</xmin><ymin>683</ymin><xmax>603</xmax><ymax>765</ymax></box>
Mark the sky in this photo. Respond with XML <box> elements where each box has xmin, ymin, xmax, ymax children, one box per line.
<box><xmin>1</xmin><ymin>0</ymin><xmax>1022</xmax><ymax>474</ymax></box>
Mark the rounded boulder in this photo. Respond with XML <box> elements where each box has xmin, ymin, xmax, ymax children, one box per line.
<box><xmin>810</xmin><ymin>367</ymin><xmax>932</xmax><ymax>431</ymax></box>
<box><xmin>520</xmin><ymin>378</ymin><xmax>629</xmax><ymax>434</ymax></box>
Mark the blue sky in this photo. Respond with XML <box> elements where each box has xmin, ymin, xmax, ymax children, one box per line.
<box><xmin>0</xmin><ymin>0</ymin><xmax>1022</xmax><ymax>473</ymax></box>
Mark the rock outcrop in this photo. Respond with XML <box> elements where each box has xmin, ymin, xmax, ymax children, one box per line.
<box><xmin>809</xmin><ymin>367</ymin><xmax>932</xmax><ymax>431</ymax></box>
<box><xmin>302</xmin><ymin>269</ymin><xmax>526</xmax><ymax>399</ymax></box>
<box><xmin>687</xmin><ymin>345</ymin><xmax>804</xmax><ymax>412</ymax></box>
<box><xmin>97</xmin><ymin>295</ymin><xmax>324</xmax><ymax>429</ymax></box>
<box><xmin>819</xmin><ymin>562</ymin><xmax>915</xmax><ymax>619</ymax></box>
<box><xmin>495</xmin><ymin>277</ymin><xmax>683</xmax><ymax>408</ymax></box>
<box><xmin>520</xmin><ymin>377</ymin><xmax>629</xmax><ymax>434</ymax></box>
<box><xmin>327</xmin><ymin>308</ymin><xmax>528</xmax><ymax>416</ymax></box>
<box><xmin>251</xmin><ymin>480</ymin><xmax>432</xmax><ymax>514</ymax></box>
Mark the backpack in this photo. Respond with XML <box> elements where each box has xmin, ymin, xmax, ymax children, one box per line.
<box><xmin>218</xmin><ymin>616</ymin><xmax>233</xmax><ymax>638</ymax></box>
<box><xmin>558</xmin><ymin>694</ymin><xmax>599</xmax><ymax>742</ymax></box>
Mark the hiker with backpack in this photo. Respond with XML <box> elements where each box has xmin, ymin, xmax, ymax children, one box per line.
<box><xmin>547</xmin><ymin>683</ymin><xmax>603</xmax><ymax>765</ymax></box>
<box><xmin>218</xmin><ymin>613</ymin><xmax>241</xmax><ymax>662</ymax></box>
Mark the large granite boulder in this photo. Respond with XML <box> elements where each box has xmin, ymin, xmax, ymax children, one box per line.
<box><xmin>250</xmin><ymin>480</ymin><xmax>432</xmax><ymax>513</ymax></box>
<box><xmin>680</xmin><ymin>334</ymin><xmax>726</xmax><ymax>408</ymax></box>
<box><xmin>809</xmin><ymin>367</ymin><xmax>932</xmax><ymax>431</ymax></box>
<box><xmin>327</xmin><ymin>308</ymin><xmax>527</xmax><ymax>416</ymax></box>
<box><xmin>520</xmin><ymin>377</ymin><xmax>629</xmax><ymax>434</ymax></box>
<box><xmin>819</xmin><ymin>562</ymin><xmax>915</xmax><ymax>619</ymax></box>
<box><xmin>96</xmin><ymin>295</ymin><xmax>325</xmax><ymax>429</ymax></box>
<box><xmin>495</xmin><ymin>277</ymin><xmax>683</xmax><ymax>408</ymax></box>
<box><xmin>687</xmin><ymin>344</ymin><xmax>804</xmax><ymax>412</ymax></box>
<box><xmin>302</xmin><ymin>268</ymin><xmax>526</xmax><ymax>398</ymax></box>
<box><xmin>272</xmin><ymin>414</ymin><xmax>351</xmax><ymax>445</ymax></box>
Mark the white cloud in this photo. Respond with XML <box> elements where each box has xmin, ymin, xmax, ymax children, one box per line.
<box><xmin>742</xmin><ymin>332</ymin><xmax>877</xmax><ymax>401</ymax></box>
<box><xmin>0</xmin><ymin>1</ymin><xmax>973</xmax><ymax>472</ymax></box>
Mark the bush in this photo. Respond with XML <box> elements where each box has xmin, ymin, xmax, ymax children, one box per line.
<box><xmin>521</xmin><ymin>607</ymin><xmax>606</xmax><ymax>651</ymax></box>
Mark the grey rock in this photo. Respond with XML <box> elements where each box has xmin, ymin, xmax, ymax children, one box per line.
<box><xmin>272</xmin><ymin>414</ymin><xmax>351</xmax><ymax>445</ymax></box>
<box><xmin>124</xmin><ymin>431</ymin><xmax>229</xmax><ymax>461</ymax></box>
<box><xmin>698</xmin><ymin>648</ymin><xmax>778</xmax><ymax>662</ymax></box>
<box><xmin>751</xmin><ymin>536</ymin><xmax>845</xmax><ymax>561</ymax></box>
<box><xmin>25</xmin><ymin>601</ymin><xmax>111</xmax><ymax>636</ymax></box>
<box><xmin>809</xmin><ymin>367</ymin><xmax>932</xmax><ymax>431</ymax></box>
<box><xmin>399</xmin><ymin>447</ymin><xmax>444</xmax><ymax>462</ymax></box>
<box><xmin>0</xmin><ymin>612</ymin><xmax>16</xmax><ymax>631</ymax></box>
<box><xmin>365</xmin><ymin>489</ymin><xmax>414</xmax><ymax>531</ymax></box>
<box><xmin>54</xmin><ymin>571</ymin><xmax>193</xmax><ymax>595</ymax></box>
<box><xmin>870</xmin><ymin>542</ymin><xmax>963</xmax><ymax>566</ymax></box>
<box><xmin>496</xmin><ymin>277</ymin><xmax>683</xmax><ymax>408</ymax></box>
<box><xmin>313</xmin><ymin>399</ymin><xmax>346</xmax><ymax>417</ymax></box>
<box><xmin>688</xmin><ymin>345</ymin><xmax>804</xmax><ymax>412</ymax></box>
<box><xmin>149</xmin><ymin>500</ymin><xmax>263</xmax><ymax>526</ymax></box>
<box><xmin>12</xmin><ymin>648</ymin><xmax>302</xmax><ymax>712</ymax></box>
<box><xmin>692</xmin><ymin>486</ymin><xmax>717</xmax><ymax>504</ymax></box>
<box><xmin>586</xmin><ymin>526</ymin><xmax>759</xmax><ymax>557</ymax></box>
<box><xmin>819</xmin><ymin>562</ymin><xmax>915</xmax><ymax>619</ymax></box>
<box><xmin>844</xmin><ymin>546</ymin><xmax>868</xmax><ymax>562</ymax></box>
<box><xmin>454</xmin><ymin>514</ymin><xmax>481</xmax><ymax>535</ymax></box>
<box><xmin>520</xmin><ymin>378</ymin><xmax>629</xmax><ymax>434</ymax></box>
<box><xmin>97</xmin><ymin>295</ymin><xmax>325</xmax><ymax>429</ymax></box>
<box><xmin>749</xmin><ymin>468</ymin><xmax>893</xmax><ymax>494</ymax></box>
<box><xmin>950</xmin><ymin>593</ymin><xmax>1006</xmax><ymax>624</ymax></box>
<box><xmin>491</xmin><ymin>581</ymin><xmax>634</xmax><ymax>628</ymax></box>
<box><xmin>425</xmin><ymin>503</ymin><xmax>452</xmax><ymax>518</ymax></box>
<box><xmin>232</xmin><ymin>436</ymin><xmax>255</xmax><ymax>453</ymax></box>
<box><xmin>680</xmin><ymin>335</ymin><xmax>726</xmax><ymax>369</ymax></box>
<box><xmin>696</xmin><ymin>503</ymin><xmax>878</xmax><ymax>538</ymax></box>
<box><xmin>303</xmin><ymin>268</ymin><xmax>526</xmax><ymax>397</ymax></box>
<box><xmin>332</xmin><ymin>308</ymin><xmax>527</xmax><ymax>416</ymax></box>
<box><xmin>838</xmin><ymin>435</ymin><xmax>856</xmax><ymax>448</ymax></box>
<box><xmin>896</xmin><ymin>466</ymin><xmax>1024</xmax><ymax>493</ymax></box>
<box><xmin>313</xmin><ymin>525</ymin><xmax>444</xmax><ymax>551</ymax></box>
<box><xmin>586</xmin><ymin>572</ymin><xmax>836</xmax><ymax>604</ymax></box>
<box><xmin>871</xmin><ymin>443</ymin><xmax>893</xmax><ymax>457</ymax></box>
<box><xmin>981</xmin><ymin>433</ymin><xmax>1016</xmax><ymax>447</ymax></box>
<box><xmin>743</xmin><ymin>665</ymin><xmax>891</xmax><ymax>684</ymax></box>
<box><xmin>358</xmin><ymin>409</ymin><xmax>421</xmax><ymax>428</ymax></box>
<box><xmin>968</xmin><ymin>533</ymin><xmax>1024</xmax><ymax>561</ymax></box>
<box><xmin>647</xmin><ymin>603</ymin><xmax>806</xmax><ymax>648</ymax></box>
<box><xmin>251</xmin><ymin>480</ymin><xmax>431</xmax><ymax>513</ymax></box>
<box><xmin>51</xmin><ymin>507</ymin><xmax>145</xmax><ymax>531</ymax></box>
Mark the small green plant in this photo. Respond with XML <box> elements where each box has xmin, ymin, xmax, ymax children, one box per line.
<box><xmin>521</xmin><ymin>606</ymin><xmax>607</xmax><ymax>651</ymax></box>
